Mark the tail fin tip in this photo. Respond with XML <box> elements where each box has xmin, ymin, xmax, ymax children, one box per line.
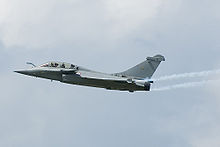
<box><xmin>147</xmin><ymin>55</ymin><xmax>165</xmax><ymax>62</ymax></box>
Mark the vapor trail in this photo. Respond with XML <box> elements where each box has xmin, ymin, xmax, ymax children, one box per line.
<box><xmin>151</xmin><ymin>79</ymin><xmax>217</xmax><ymax>91</ymax></box>
<box><xmin>154</xmin><ymin>69</ymin><xmax>220</xmax><ymax>81</ymax></box>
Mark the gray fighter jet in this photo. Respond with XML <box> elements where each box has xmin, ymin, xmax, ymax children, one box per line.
<box><xmin>15</xmin><ymin>55</ymin><xmax>165</xmax><ymax>92</ymax></box>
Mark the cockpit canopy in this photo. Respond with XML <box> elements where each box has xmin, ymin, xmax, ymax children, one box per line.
<box><xmin>40</xmin><ymin>62</ymin><xmax>78</xmax><ymax>69</ymax></box>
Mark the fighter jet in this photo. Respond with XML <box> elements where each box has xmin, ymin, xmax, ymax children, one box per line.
<box><xmin>15</xmin><ymin>55</ymin><xmax>165</xmax><ymax>92</ymax></box>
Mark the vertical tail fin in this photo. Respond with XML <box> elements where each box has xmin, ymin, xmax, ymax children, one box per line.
<box><xmin>117</xmin><ymin>55</ymin><xmax>165</xmax><ymax>79</ymax></box>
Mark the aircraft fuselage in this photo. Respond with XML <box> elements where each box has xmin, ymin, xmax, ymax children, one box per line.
<box><xmin>15</xmin><ymin>55</ymin><xmax>165</xmax><ymax>92</ymax></box>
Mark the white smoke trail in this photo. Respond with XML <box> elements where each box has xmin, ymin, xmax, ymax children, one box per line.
<box><xmin>153</xmin><ymin>69</ymin><xmax>220</xmax><ymax>81</ymax></box>
<box><xmin>151</xmin><ymin>79</ymin><xmax>217</xmax><ymax>91</ymax></box>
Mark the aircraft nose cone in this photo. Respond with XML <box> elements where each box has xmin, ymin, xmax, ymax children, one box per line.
<box><xmin>14</xmin><ymin>70</ymin><xmax>26</xmax><ymax>74</ymax></box>
<box><xmin>14</xmin><ymin>70</ymin><xmax>34</xmax><ymax>76</ymax></box>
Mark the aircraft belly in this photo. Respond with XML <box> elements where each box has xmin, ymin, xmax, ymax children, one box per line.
<box><xmin>61</xmin><ymin>74</ymin><xmax>144</xmax><ymax>91</ymax></box>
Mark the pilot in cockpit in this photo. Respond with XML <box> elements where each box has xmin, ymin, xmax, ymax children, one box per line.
<box><xmin>71</xmin><ymin>64</ymin><xmax>75</xmax><ymax>69</ymax></box>
<box><xmin>61</xmin><ymin>63</ymin><xmax>65</xmax><ymax>68</ymax></box>
<box><xmin>54</xmin><ymin>63</ymin><xmax>58</xmax><ymax>67</ymax></box>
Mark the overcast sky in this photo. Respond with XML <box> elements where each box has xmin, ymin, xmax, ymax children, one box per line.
<box><xmin>1</xmin><ymin>0</ymin><xmax>220</xmax><ymax>146</ymax></box>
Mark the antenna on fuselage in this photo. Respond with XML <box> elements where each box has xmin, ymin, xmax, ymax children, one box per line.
<box><xmin>26</xmin><ymin>62</ymin><xmax>36</xmax><ymax>68</ymax></box>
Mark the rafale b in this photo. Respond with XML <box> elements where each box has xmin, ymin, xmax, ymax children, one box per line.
<box><xmin>15</xmin><ymin>55</ymin><xmax>165</xmax><ymax>92</ymax></box>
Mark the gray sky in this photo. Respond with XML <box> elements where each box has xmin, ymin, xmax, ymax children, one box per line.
<box><xmin>1</xmin><ymin>0</ymin><xmax>220</xmax><ymax>146</ymax></box>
